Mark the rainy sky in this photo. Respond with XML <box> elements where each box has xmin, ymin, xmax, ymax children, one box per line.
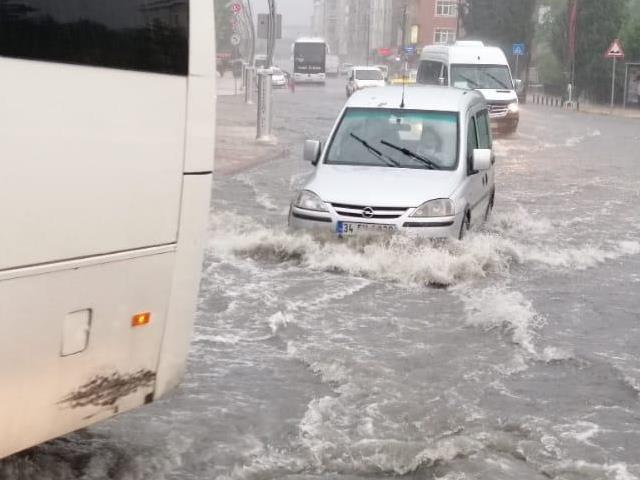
<box><xmin>254</xmin><ymin>0</ymin><xmax>313</xmax><ymax>27</ymax></box>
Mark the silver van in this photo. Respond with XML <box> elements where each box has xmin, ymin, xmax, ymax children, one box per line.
<box><xmin>289</xmin><ymin>85</ymin><xmax>496</xmax><ymax>240</ymax></box>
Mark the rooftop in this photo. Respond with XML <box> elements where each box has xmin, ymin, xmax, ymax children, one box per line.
<box><xmin>346</xmin><ymin>86</ymin><xmax>485</xmax><ymax>112</ymax></box>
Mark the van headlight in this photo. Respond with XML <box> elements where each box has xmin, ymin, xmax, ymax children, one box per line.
<box><xmin>508</xmin><ymin>102</ymin><xmax>519</xmax><ymax>113</ymax></box>
<box><xmin>411</xmin><ymin>199</ymin><xmax>455</xmax><ymax>218</ymax></box>
<box><xmin>294</xmin><ymin>190</ymin><xmax>329</xmax><ymax>212</ymax></box>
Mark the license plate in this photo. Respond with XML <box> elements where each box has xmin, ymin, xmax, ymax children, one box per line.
<box><xmin>337</xmin><ymin>221</ymin><xmax>396</xmax><ymax>237</ymax></box>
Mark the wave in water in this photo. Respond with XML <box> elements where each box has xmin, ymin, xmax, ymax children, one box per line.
<box><xmin>208</xmin><ymin>209</ymin><xmax>639</xmax><ymax>289</ymax></box>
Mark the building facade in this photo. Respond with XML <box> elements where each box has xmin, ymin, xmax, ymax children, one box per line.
<box><xmin>310</xmin><ymin>0</ymin><xmax>460</xmax><ymax>62</ymax></box>
<box><xmin>414</xmin><ymin>0</ymin><xmax>459</xmax><ymax>46</ymax></box>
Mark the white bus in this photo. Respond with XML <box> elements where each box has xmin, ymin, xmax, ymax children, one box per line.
<box><xmin>0</xmin><ymin>0</ymin><xmax>216</xmax><ymax>459</ymax></box>
<box><xmin>293</xmin><ymin>37</ymin><xmax>327</xmax><ymax>84</ymax></box>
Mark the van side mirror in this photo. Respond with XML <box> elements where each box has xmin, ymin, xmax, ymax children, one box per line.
<box><xmin>513</xmin><ymin>78</ymin><xmax>523</xmax><ymax>92</ymax></box>
<box><xmin>472</xmin><ymin>149</ymin><xmax>492</xmax><ymax>171</ymax></box>
<box><xmin>304</xmin><ymin>140</ymin><xmax>321</xmax><ymax>165</ymax></box>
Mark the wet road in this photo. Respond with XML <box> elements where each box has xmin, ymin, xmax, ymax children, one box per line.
<box><xmin>3</xmin><ymin>79</ymin><xmax>640</xmax><ymax>480</ymax></box>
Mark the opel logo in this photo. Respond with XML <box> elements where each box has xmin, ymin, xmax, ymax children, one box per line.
<box><xmin>362</xmin><ymin>207</ymin><xmax>375</xmax><ymax>219</ymax></box>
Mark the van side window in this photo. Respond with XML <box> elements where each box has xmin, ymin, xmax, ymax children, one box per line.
<box><xmin>0</xmin><ymin>0</ymin><xmax>189</xmax><ymax>75</ymax></box>
<box><xmin>476</xmin><ymin>110</ymin><xmax>492</xmax><ymax>149</ymax></box>
<box><xmin>467</xmin><ymin>117</ymin><xmax>479</xmax><ymax>174</ymax></box>
<box><xmin>418</xmin><ymin>60</ymin><xmax>444</xmax><ymax>85</ymax></box>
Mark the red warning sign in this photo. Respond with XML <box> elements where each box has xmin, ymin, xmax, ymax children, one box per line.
<box><xmin>605</xmin><ymin>38</ymin><xmax>625</xmax><ymax>59</ymax></box>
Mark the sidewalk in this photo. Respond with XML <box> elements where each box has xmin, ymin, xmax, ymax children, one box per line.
<box><xmin>527</xmin><ymin>94</ymin><xmax>640</xmax><ymax>119</ymax></box>
<box><xmin>577</xmin><ymin>103</ymin><xmax>640</xmax><ymax>119</ymax></box>
<box><xmin>217</xmin><ymin>74</ymin><xmax>244</xmax><ymax>97</ymax></box>
<box><xmin>215</xmin><ymin>82</ymin><xmax>287</xmax><ymax>176</ymax></box>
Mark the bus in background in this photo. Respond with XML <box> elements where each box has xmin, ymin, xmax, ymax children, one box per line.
<box><xmin>0</xmin><ymin>0</ymin><xmax>216</xmax><ymax>459</ymax></box>
<box><xmin>293</xmin><ymin>37</ymin><xmax>327</xmax><ymax>84</ymax></box>
<box><xmin>326</xmin><ymin>54</ymin><xmax>340</xmax><ymax>77</ymax></box>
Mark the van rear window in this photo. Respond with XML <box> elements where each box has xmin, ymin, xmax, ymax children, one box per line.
<box><xmin>0</xmin><ymin>0</ymin><xmax>189</xmax><ymax>75</ymax></box>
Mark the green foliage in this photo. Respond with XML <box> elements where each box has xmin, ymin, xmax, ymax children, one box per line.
<box><xmin>460</xmin><ymin>0</ymin><xmax>538</xmax><ymax>62</ymax></box>
<box><xmin>215</xmin><ymin>0</ymin><xmax>233</xmax><ymax>52</ymax></box>
<box><xmin>549</xmin><ymin>0</ymin><xmax>627</xmax><ymax>102</ymax></box>
<box><xmin>622</xmin><ymin>0</ymin><xmax>640</xmax><ymax>61</ymax></box>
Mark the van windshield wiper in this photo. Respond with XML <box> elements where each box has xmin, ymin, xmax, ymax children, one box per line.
<box><xmin>484</xmin><ymin>72</ymin><xmax>510</xmax><ymax>90</ymax></box>
<box><xmin>380</xmin><ymin>140</ymin><xmax>442</xmax><ymax>170</ymax></box>
<box><xmin>350</xmin><ymin>133</ymin><xmax>399</xmax><ymax>167</ymax></box>
<box><xmin>455</xmin><ymin>75</ymin><xmax>479</xmax><ymax>89</ymax></box>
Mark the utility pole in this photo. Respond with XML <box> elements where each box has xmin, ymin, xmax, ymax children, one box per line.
<box><xmin>246</xmin><ymin>0</ymin><xmax>256</xmax><ymax>65</ymax></box>
<box><xmin>366</xmin><ymin>8</ymin><xmax>371</xmax><ymax>65</ymax></box>
<box><xmin>244</xmin><ymin>0</ymin><xmax>256</xmax><ymax>104</ymax></box>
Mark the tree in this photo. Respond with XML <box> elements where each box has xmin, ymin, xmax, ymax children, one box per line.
<box><xmin>215</xmin><ymin>0</ymin><xmax>233</xmax><ymax>53</ymax></box>
<box><xmin>460</xmin><ymin>0</ymin><xmax>538</xmax><ymax>80</ymax></box>
<box><xmin>621</xmin><ymin>0</ymin><xmax>640</xmax><ymax>61</ymax></box>
<box><xmin>549</xmin><ymin>0</ymin><xmax>627</xmax><ymax>102</ymax></box>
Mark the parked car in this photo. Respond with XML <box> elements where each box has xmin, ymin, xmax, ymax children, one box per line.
<box><xmin>339</xmin><ymin>62</ymin><xmax>354</xmax><ymax>76</ymax></box>
<box><xmin>289</xmin><ymin>86</ymin><xmax>495</xmax><ymax>240</ymax></box>
<box><xmin>374</xmin><ymin>64</ymin><xmax>389</xmax><ymax>81</ymax></box>
<box><xmin>346</xmin><ymin>66</ymin><xmax>385</xmax><ymax>97</ymax></box>
<box><xmin>271</xmin><ymin>67</ymin><xmax>288</xmax><ymax>87</ymax></box>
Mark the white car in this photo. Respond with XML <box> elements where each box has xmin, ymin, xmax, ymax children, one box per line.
<box><xmin>346</xmin><ymin>66</ymin><xmax>386</xmax><ymax>97</ymax></box>
<box><xmin>271</xmin><ymin>67</ymin><xmax>287</xmax><ymax>87</ymax></box>
<box><xmin>289</xmin><ymin>86</ymin><xmax>496</xmax><ymax>240</ymax></box>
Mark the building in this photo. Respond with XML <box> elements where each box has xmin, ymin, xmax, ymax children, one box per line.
<box><xmin>415</xmin><ymin>0</ymin><xmax>459</xmax><ymax>46</ymax></box>
<box><xmin>311</xmin><ymin>0</ymin><xmax>460</xmax><ymax>62</ymax></box>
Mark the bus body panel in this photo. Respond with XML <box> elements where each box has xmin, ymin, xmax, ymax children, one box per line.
<box><xmin>0</xmin><ymin>0</ymin><xmax>216</xmax><ymax>459</ymax></box>
<box><xmin>188</xmin><ymin>0</ymin><xmax>216</xmax><ymax>78</ymax></box>
<box><xmin>0</xmin><ymin>251</ymin><xmax>176</xmax><ymax>459</ymax></box>
<box><xmin>155</xmin><ymin>174</ymin><xmax>213</xmax><ymax>397</ymax></box>
<box><xmin>0</xmin><ymin>58</ymin><xmax>187</xmax><ymax>271</ymax></box>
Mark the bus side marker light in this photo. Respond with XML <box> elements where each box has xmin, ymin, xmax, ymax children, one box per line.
<box><xmin>132</xmin><ymin>312</ymin><xmax>151</xmax><ymax>328</ymax></box>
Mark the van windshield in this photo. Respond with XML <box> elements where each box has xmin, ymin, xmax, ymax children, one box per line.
<box><xmin>325</xmin><ymin>108</ymin><xmax>458</xmax><ymax>170</ymax></box>
<box><xmin>451</xmin><ymin>65</ymin><xmax>513</xmax><ymax>90</ymax></box>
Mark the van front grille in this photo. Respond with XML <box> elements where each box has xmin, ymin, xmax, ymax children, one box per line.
<box><xmin>331</xmin><ymin>203</ymin><xmax>409</xmax><ymax>220</ymax></box>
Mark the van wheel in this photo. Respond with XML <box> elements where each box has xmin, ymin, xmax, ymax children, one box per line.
<box><xmin>459</xmin><ymin>212</ymin><xmax>470</xmax><ymax>240</ymax></box>
<box><xmin>484</xmin><ymin>192</ymin><xmax>495</xmax><ymax>221</ymax></box>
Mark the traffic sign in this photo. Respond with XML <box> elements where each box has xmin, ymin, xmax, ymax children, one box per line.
<box><xmin>605</xmin><ymin>38</ymin><xmax>625</xmax><ymax>59</ymax></box>
<box><xmin>403</xmin><ymin>45</ymin><xmax>417</xmax><ymax>55</ymax></box>
<box><xmin>512</xmin><ymin>43</ymin><xmax>525</xmax><ymax>56</ymax></box>
<box><xmin>231</xmin><ymin>3</ymin><xmax>242</xmax><ymax>14</ymax></box>
<box><xmin>230</xmin><ymin>34</ymin><xmax>241</xmax><ymax>46</ymax></box>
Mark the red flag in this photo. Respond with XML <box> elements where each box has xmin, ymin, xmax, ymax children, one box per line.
<box><xmin>567</xmin><ymin>0</ymin><xmax>579</xmax><ymax>62</ymax></box>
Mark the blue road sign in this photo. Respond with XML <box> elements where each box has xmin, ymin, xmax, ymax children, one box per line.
<box><xmin>403</xmin><ymin>45</ymin><xmax>417</xmax><ymax>55</ymax></box>
<box><xmin>512</xmin><ymin>43</ymin><xmax>525</xmax><ymax>56</ymax></box>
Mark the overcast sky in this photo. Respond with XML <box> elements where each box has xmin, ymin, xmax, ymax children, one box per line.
<box><xmin>254</xmin><ymin>0</ymin><xmax>313</xmax><ymax>27</ymax></box>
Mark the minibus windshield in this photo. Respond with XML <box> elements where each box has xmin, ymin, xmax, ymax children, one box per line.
<box><xmin>451</xmin><ymin>65</ymin><xmax>513</xmax><ymax>90</ymax></box>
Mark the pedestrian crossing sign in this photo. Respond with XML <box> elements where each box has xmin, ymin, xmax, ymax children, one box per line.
<box><xmin>512</xmin><ymin>43</ymin><xmax>525</xmax><ymax>56</ymax></box>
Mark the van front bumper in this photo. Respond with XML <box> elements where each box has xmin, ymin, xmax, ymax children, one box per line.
<box><xmin>490</xmin><ymin>110</ymin><xmax>519</xmax><ymax>133</ymax></box>
<box><xmin>288</xmin><ymin>206</ymin><xmax>464</xmax><ymax>240</ymax></box>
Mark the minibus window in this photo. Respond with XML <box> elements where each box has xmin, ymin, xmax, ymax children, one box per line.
<box><xmin>0</xmin><ymin>0</ymin><xmax>189</xmax><ymax>75</ymax></box>
<box><xmin>418</xmin><ymin>60</ymin><xmax>444</xmax><ymax>85</ymax></box>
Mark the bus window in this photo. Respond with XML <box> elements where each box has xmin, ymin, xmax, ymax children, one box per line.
<box><xmin>0</xmin><ymin>0</ymin><xmax>189</xmax><ymax>75</ymax></box>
